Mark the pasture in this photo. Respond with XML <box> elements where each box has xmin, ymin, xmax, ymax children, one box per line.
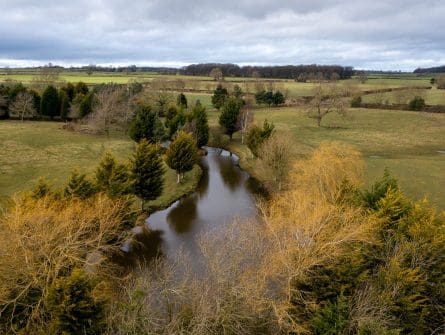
<box><xmin>0</xmin><ymin>121</ymin><xmax>200</xmax><ymax>207</ymax></box>
<box><xmin>207</xmin><ymin>106</ymin><xmax>445</xmax><ymax>208</ymax></box>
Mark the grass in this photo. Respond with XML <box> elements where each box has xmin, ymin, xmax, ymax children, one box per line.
<box><xmin>362</xmin><ymin>87</ymin><xmax>445</xmax><ymax>105</ymax></box>
<box><xmin>208</xmin><ymin>107</ymin><xmax>445</xmax><ymax>208</ymax></box>
<box><xmin>0</xmin><ymin>121</ymin><xmax>201</xmax><ymax>210</ymax></box>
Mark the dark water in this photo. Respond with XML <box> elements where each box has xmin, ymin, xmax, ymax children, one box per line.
<box><xmin>123</xmin><ymin>147</ymin><xmax>264</xmax><ymax>265</ymax></box>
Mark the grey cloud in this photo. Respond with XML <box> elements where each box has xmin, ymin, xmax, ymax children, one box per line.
<box><xmin>0</xmin><ymin>0</ymin><xmax>444</xmax><ymax>70</ymax></box>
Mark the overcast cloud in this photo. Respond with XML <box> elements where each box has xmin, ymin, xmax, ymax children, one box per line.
<box><xmin>0</xmin><ymin>0</ymin><xmax>444</xmax><ymax>70</ymax></box>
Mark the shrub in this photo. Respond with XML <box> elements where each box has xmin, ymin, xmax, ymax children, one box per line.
<box><xmin>408</xmin><ymin>96</ymin><xmax>425</xmax><ymax>111</ymax></box>
<box><xmin>351</xmin><ymin>95</ymin><xmax>362</xmax><ymax>107</ymax></box>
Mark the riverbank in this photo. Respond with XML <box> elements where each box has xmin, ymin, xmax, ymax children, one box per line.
<box><xmin>144</xmin><ymin>164</ymin><xmax>203</xmax><ymax>213</ymax></box>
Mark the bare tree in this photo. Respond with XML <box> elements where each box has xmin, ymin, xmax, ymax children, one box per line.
<box><xmin>88</xmin><ymin>86</ymin><xmax>125</xmax><ymax>135</ymax></box>
<box><xmin>9</xmin><ymin>92</ymin><xmax>36</xmax><ymax>121</ymax></box>
<box><xmin>209</xmin><ymin>67</ymin><xmax>223</xmax><ymax>81</ymax></box>
<box><xmin>32</xmin><ymin>65</ymin><xmax>60</xmax><ymax>89</ymax></box>
<box><xmin>259</xmin><ymin>133</ymin><xmax>293</xmax><ymax>191</ymax></box>
<box><xmin>237</xmin><ymin>103</ymin><xmax>254</xmax><ymax>144</ymax></box>
<box><xmin>308</xmin><ymin>82</ymin><xmax>347</xmax><ymax>127</ymax></box>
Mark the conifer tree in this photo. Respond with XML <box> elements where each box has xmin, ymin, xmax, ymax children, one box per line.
<box><xmin>191</xmin><ymin>101</ymin><xmax>209</xmax><ymax>148</ymax></box>
<box><xmin>218</xmin><ymin>96</ymin><xmax>242</xmax><ymax>140</ymax></box>
<box><xmin>129</xmin><ymin>105</ymin><xmax>165</xmax><ymax>143</ymax></box>
<box><xmin>64</xmin><ymin>170</ymin><xmax>96</xmax><ymax>199</ymax></box>
<box><xmin>211</xmin><ymin>84</ymin><xmax>228</xmax><ymax>109</ymax></box>
<box><xmin>40</xmin><ymin>85</ymin><xmax>59</xmax><ymax>119</ymax></box>
<box><xmin>165</xmin><ymin>131</ymin><xmax>197</xmax><ymax>183</ymax></box>
<box><xmin>131</xmin><ymin>139</ymin><xmax>164</xmax><ymax>208</ymax></box>
<box><xmin>177</xmin><ymin>93</ymin><xmax>188</xmax><ymax>108</ymax></box>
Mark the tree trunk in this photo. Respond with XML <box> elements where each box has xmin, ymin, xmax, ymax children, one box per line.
<box><xmin>317</xmin><ymin>117</ymin><xmax>321</xmax><ymax>127</ymax></box>
<box><xmin>177</xmin><ymin>173</ymin><xmax>181</xmax><ymax>184</ymax></box>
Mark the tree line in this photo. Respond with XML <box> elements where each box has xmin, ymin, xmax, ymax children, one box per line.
<box><xmin>181</xmin><ymin>63</ymin><xmax>354</xmax><ymax>80</ymax></box>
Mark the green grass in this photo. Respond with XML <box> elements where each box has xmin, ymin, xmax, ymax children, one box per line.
<box><xmin>362</xmin><ymin>88</ymin><xmax>445</xmax><ymax>105</ymax></box>
<box><xmin>0</xmin><ymin>121</ymin><xmax>201</xmax><ymax>209</ymax></box>
<box><xmin>208</xmin><ymin>107</ymin><xmax>445</xmax><ymax>208</ymax></box>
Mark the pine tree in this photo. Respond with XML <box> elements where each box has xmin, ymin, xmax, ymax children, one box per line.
<box><xmin>31</xmin><ymin>177</ymin><xmax>52</xmax><ymax>199</ymax></box>
<box><xmin>79</xmin><ymin>91</ymin><xmax>96</xmax><ymax>118</ymax></box>
<box><xmin>107</xmin><ymin>163</ymin><xmax>132</xmax><ymax>198</ymax></box>
<box><xmin>191</xmin><ymin>101</ymin><xmax>209</xmax><ymax>148</ymax></box>
<box><xmin>59</xmin><ymin>90</ymin><xmax>70</xmax><ymax>120</ymax></box>
<box><xmin>211</xmin><ymin>84</ymin><xmax>228</xmax><ymax>109</ymax></box>
<box><xmin>95</xmin><ymin>152</ymin><xmax>116</xmax><ymax>191</ymax></box>
<box><xmin>177</xmin><ymin>93</ymin><xmax>188</xmax><ymax>108</ymax></box>
<box><xmin>131</xmin><ymin>139</ymin><xmax>165</xmax><ymax>208</ymax></box>
<box><xmin>95</xmin><ymin>152</ymin><xmax>132</xmax><ymax>198</ymax></box>
<box><xmin>64</xmin><ymin>170</ymin><xmax>96</xmax><ymax>199</ymax></box>
<box><xmin>165</xmin><ymin>131</ymin><xmax>198</xmax><ymax>183</ymax></box>
<box><xmin>218</xmin><ymin>96</ymin><xmax>242</xmax><ymax>140</ymax></box>
<box><xmin>40</xmin><ymin>85</ymin><xmax>59</xmax><ymax>119</ymax></box>
<box><xmin>46</xmin><ymin>268</ymin><xmax>106</xmax><ymax>335</ymax></box>
<box><xmin>129</xmin><ymin>105</ymin><xmax>165</xmax><ymax>143</ymax></box>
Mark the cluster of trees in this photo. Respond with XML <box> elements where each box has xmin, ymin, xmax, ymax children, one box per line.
<box><xmin>413</xmin><ymin>65</ymin><xmax>445</xmax><ymax>73</ymax></box>
<box><xmin>181</xmin><ymin>63</ymin><xmax>354</xmax><ymax>80</ymax></box>
<box><xmin>0</xmin><ymin>81</ymin><xmax>93</xmax><ymax>120</ymax></box>
<box><xmin>254</xmin><ymin>90</ymin><xmax>285</xmax><ymax>106</ymax></box>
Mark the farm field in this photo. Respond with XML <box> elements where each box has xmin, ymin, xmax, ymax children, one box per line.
<box><xmin>0</xmin><ymin>70</ymin><xmax>435</xmax><ymax>99</ymax></box>
<box><xmin>207</xmin><ymin>106</ymin><xmax>445</xmax><ymax>208</ymax></box>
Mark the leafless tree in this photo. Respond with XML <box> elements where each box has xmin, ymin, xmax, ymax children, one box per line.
<box><xmin>9</xmin><ymin>92</ymin><xmax>36</xmax><ymax>121</ymax></box>
<box><xmin>307</xmin><ymin>82</ymin><xmax>347</xmax><ymax>127</ymax></box>
<box><xmin>32</xmin><ymin>65</ymin><xmax>60</xmax><ymax>89</ymax></box>
<box><xmin>88</xmin><ymin>87</ymin><xmax>125</xmax><ymax>135</ymax></box>
<box><xmin>237</xmin><ymin>104</ymin><xmax>254</xmax><ymax>144</ymax></box>
<box><xmin>259</xmin><ymin>133</ymin><xmax>293</xmax><ymax>191</ymax></box>
<box><xmin>209</xmin><ymin>67</ymin><xmax>223</xmax><ymax>81</ymax></box>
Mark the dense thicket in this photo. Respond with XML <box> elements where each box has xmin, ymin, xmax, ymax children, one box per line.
<box><xmin>181</xmin><ymin>63</ymin><xmax>354</xmax><ymax>79</ymax></box>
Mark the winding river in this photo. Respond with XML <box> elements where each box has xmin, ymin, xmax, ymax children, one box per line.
<box><xmin>122</xmin><ymin>147</ymin><xmax>264</xmax><ymax>265</ymax></box>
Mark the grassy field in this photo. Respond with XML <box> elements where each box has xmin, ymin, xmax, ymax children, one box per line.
<box><xmin>0</xmin><ymin>121</ymin><xmax>201</xmax><ymax>208</ymax></box>
<box><xmin>207</xmin><ymin>107</ymin><xmax>445</xmax><ymax>208</ymax></box>
<box><xmin>1</xmin><ymin>70</ymin><xmax>434</xmax><ymax>100</ymax></box>
<box><xmin>362</xmin><ymin>87</ymin><xmax>445</xmax><ymax>105</ymax></box>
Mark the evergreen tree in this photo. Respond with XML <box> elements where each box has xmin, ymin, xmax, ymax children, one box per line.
<box><xmin>79</xmin><ymin>91</ymin><xmax>95</xmax><ymax>118</ymax></box>
<box><xmin>246</xmin><ymin>119</ymin><xmax>275</xmax><ymax>157</ymax></box>
<box><xmin>218</xmin><ymin>96</ymin><xmax>242</xmax><ymax>140</ymax></box>
<box><xmin>46</xmin><ymin>269</ymin><xmax>105</xmax><ymax>335</ymax></box>
<box><xmin>177</xmin><ymin>93</ymin><xmax>188</xmax><ymax>108</ymax></box>
<box><xmin>95</xmin><ymin>153</ymin><xmax>132</xmax><ymax>198</ymax></box>
<box><xmin>95</xmin><ymin>152</ymin><xmax>117</xmax><ymax>191</ymax></box>
<box><xmin>61</xmin><ymin>82</ymin><xmax>75</xmax><ymax>101</ymax></box>
<box><xmin>191</xmin><ymin>101</ymin><xmax>209</xmax><ymax>148</ymax></box>
<box><xmin>131</xmin><ymin>139</ymin><xmax>164</xmax><ymax>208</ymax></box>
<box><xmin>128</xmin><ymin>105</ymin><xmax>165</xmax><ymax>143</ymax></box>
<box><xmin>64</xmin><ymin>170</ymin><xmax>96</xmax><ymax>199</ymax></box>
<box><xmin>107</xmin><ymin>163</ymin><xmax>132</xmax><ymax>198</ymax></box>
<box><xmin>40</xmin><ymin>85</ymin><xmax>59</xmax><ymax>119</ymax></box>
<box><xmin>74</xmin><ymin>82</ymin><xmax>89</xmax><ymax>96</ymax></box>
<box><xmin>272</xmin><ymin>91</ymin><xmax>285</xmax><ymax>106</ymax></box>
<box><xmin>165</xmin><ymin>131</ymin><xmax>198</xmax><ymax>183</ymax></box>
<box><xmin>59</xmin><ymin>90</ymin><xmax>70</xmax><ymax>120</ymax></box>
<box><xmin>211</xmin><ymin>84</ymin><xmax>228</xmax><ymax>110</ymax></box>
<box><xmin>233</xmin><ymin>84</ymin><xmax>243</xmax><ymax>99</ymax></box>
<box><xmin>31</xmin><ymin>177</ymin><xmax>52</xmax><ymax>199</ymax></box>
<box><xmin>167</xmin><ymin>109</ymin><xmax>186</xmax><ymax>139</ymax></box>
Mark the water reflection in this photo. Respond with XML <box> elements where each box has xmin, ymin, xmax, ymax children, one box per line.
<box><xmin>167</xmin><ymin>195</ymin><xmax>198</xmax><ymax>233</ymax></box>
<box><xmin>124</xmin><ymin>147</ymin><xmax>264</xmax><ymax>264</ymax></box>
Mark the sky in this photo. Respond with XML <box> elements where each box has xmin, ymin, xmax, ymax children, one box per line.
<box><xmin>0</xmin><ymin>0</ymin><xmax>444</xmax><ymax>71</ymax></box>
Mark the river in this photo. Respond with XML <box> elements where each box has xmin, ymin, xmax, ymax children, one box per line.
<box><xmin>122</xmin><ymin>147</ymin><xmax>264</xmax><ymax>265</ymax></box>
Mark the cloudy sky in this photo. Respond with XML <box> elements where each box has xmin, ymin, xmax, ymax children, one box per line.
<box><xmin>0</xmin><ymin>0</ymin><xmax>444</xmax><ymax>71</ymax></box>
